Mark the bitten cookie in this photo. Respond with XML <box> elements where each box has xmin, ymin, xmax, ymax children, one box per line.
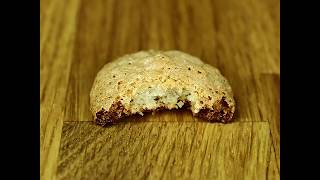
<box><xmin>90</xmin><ymin>50</ymin><xmax>235</xmax><ymax>126</ymax></box>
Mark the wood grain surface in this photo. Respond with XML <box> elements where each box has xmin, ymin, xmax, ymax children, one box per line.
<box><xmin>40</xmin><ymin>0</ymin><xmax>280</xmax><ymax>179</ymax></box>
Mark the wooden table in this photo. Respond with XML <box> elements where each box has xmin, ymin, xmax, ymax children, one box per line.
<box><xmin>40</xmin><ymin>0</ymin><xmax>280</xmax><ymax>179</ymax></box>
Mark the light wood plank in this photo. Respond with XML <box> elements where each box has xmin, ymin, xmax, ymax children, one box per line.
<box><xmin>212</xmin><ymin>0</ymin><xmax>280</xmax><ymax>76</ymax></box>
<box><xmin>57</xmin><ymin>122</ymin><xmax>277</xmax><ymax>180</ymax></box>
<box><xmin>267</xmin><ymin>143</ymin><xmax>280</xmax><ymax>180</ymax></box>
<box><xmin>40</xmin><ymin>0</ymin><xmax>80</xmax><ymax>179</ymax></box>
<box><xmin>257</xmin><ymin>74</ymin><xmax>280</xmax><ymax>169</ymax></box>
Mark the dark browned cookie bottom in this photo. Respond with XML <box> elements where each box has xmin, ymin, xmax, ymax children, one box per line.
<box><xmin>197</xmin><ymin>97</ymin><xmax>233</xmax><ymax>123</ymax></box>
<box><xmin>95</xmin><ymin>98</ymin><xmax>233</xmax><ymax>126</ymax></box>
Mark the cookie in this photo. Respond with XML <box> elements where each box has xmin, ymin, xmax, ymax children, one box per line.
<box><xmin>90</xmin><ymin>50</ymin><xmax>235</xmax><ymax>126</ymax></box>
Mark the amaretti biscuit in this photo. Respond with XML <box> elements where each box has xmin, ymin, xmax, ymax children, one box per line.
<box><xmin>90</xmin><ymin>50</ymin><xmax>235</xmax><ymax>126</ymax></box>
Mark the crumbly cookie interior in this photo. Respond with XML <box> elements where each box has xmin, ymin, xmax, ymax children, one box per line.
<box><xmin>131</xmin><ymin>86</ymin><xmax>195</xmax><ymax>115</ymax></box>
